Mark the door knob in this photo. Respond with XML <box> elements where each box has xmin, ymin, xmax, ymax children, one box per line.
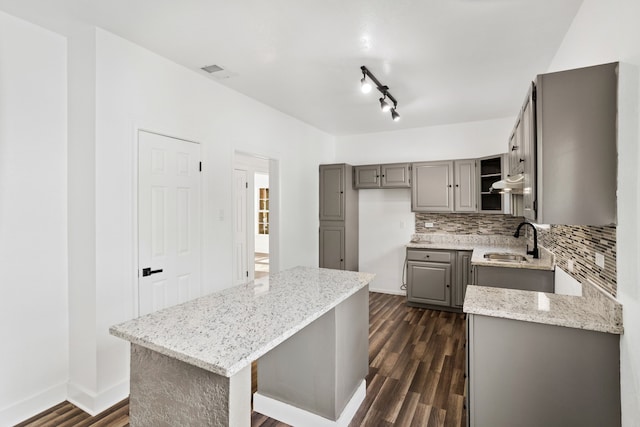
<box><xmin>142</xmin><ymin>267</ymin><xmax>163</xmax><ymax>277</ymax></box>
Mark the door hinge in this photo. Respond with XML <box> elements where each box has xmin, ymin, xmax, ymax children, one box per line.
<box><xmin>199</xmin><ymin>162</ymin><xmax>202</xmax><ymax>172</ymax></box>
<box><xmin>246</xmin><ymin>271</ymin><xmax>249</xmax><ymax>277</ymax></box>
<box><xmin>246</xmin><ymin>182</ymin><xmax>249</xmax><ymax>189</ymax></box>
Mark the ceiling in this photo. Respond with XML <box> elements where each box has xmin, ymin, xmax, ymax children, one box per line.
<box><xmin>0</xmin><ymin>0</ymin><xmax>583</xmax><ymax>135</ymax></box>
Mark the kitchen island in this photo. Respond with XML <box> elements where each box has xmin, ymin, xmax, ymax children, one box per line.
<box><xmin>110</xmin><ymin>266</ymin><xmax>375</xmax><ymax>427</ymax></box>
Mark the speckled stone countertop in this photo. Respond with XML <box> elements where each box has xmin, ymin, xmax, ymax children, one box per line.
<box><xmin>110</xmin><ymin>266</ymin><xmax>375</xmax><ymax>377</ymax></box>
<box><xmin>464</xmin><ymin>281</ymin><xmax>623</xmax><ymax>334</ymax></box>
<box><xmin>407</xmin><ymin>233</ymin><xmax>555</xmax><ymax>271</ymax></box>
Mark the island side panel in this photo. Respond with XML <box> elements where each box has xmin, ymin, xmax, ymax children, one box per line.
<box><xmin>130</xmin><ymin>344</ymin><xmax>251</xmax><ymax>427</ymax></box>
<box><xmin>256</xmin><ymin>287</ymin><xmax>369</xmax><ymax>421</ymax></box>
<box><xmin>335</xmin><ymin>286</ymin><xmax>369</xmax><ymax>416</ymax></box>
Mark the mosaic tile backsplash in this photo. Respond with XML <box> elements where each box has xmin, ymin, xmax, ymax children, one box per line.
<box><xmin>414</xmin><ymin>213</ymin><xmax>618</xmax><ymax>297</ymax></box>
<box><xmin>534</xmin><ymin>225</ymin><xmax>617</xmax><ymax>297</ymax></box>
<box><xmin>414</xmin><ymin>213</ymin><xmax>526</xmax><ymax>236</ymax></box>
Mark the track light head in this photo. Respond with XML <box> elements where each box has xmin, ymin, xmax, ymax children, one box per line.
<box><xmin>379</xmin><ymin>96</ymin><xmax>391</xmax><ymax>112</ymax></box>
<box><xmin>391</xmin><ymin>108</ymin><xmax>400</xmax><ymax>122</ymax></box>
<box><xmin>360</xmin><ymin>76</ymin><xmax>372</xmax><ymax>93</ymax></box>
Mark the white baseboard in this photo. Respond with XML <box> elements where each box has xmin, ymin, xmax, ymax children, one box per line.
<box><xmin>0</xmin><ymin>382</ymin><xmax>67</xmax><ymax>426</ymax></box>
<box><xmin>254</xmin><ymin>380</ymin><xmax>366</xmax><ymax>427</ymax></box>
<box><xmin>369</xmin><ymin>288</ymin><xmax>406</xmax><ymax>296</ymax></box>
<box><xmin>67</xmin><ymin>379</ymin><xmax>129</xmax><ymax>416</ymax></box>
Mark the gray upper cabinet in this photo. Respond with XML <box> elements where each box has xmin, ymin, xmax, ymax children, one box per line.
<box><xmin>478</xmin><ymin>155</ymin><xmax>507</xmax><ymax>213</ymax></box>
<box><xmin>521</xmin><ymin>83</ymin><xmax>536</xmax><ymax>220</ymax></box>
<box><xmin>412</xmin><ymin>161</ymin><xmax>454</xmax><ymax>212</ymax></box>
<box><xmin>319</xmin><ymin>164</ymin><xmax>359</xmax><ymax>271</ymax></box>
<box><xmin>353</xmin><ymin>163</ymin><xmax>411</xmax><ymax>189</ymax></box>
<box><xmin>518</xmin><ymin>62</ymin><xmax>618</xmax><ymax>225</ymax></box>
<box><xmin>381</xmin><ymin>163</ymin><xmax>411</xmax><ymax>188</ymax></box>
<box><xmin>453</xmin><ymin>159</ymin><xmax>477</xmax><ymax>212</ymax></box>
<box><xmin>319</xmin><ymin>164</ymin><xmax>346</xmax><ymax>221</ymax></box>
<box><xmin>353</xmin><ymin>165</ymin><xmax>380</xmax><ymax>189</ymax></box>
<box><xmin>412</xmin><ymin>160</ymin><xmax>477</xmax><ymax>212</ymax></box>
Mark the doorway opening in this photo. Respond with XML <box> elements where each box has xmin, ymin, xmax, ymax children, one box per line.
<box><xmin>233</xmin><ymin>152</ymin><xmax>277</xmax><ymax>285</ymax></box>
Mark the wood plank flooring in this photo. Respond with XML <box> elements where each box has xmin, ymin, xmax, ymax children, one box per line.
<box><xmin>16</xmin><ymin>292</ymin><xmax>466</xmax><ymax>427</ymax></box>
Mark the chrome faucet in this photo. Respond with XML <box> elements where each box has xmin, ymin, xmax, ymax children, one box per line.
<box><xmin>514</xmin><ymin>222</ymin><xmax>539</xmax><ymax>259</ymax></box>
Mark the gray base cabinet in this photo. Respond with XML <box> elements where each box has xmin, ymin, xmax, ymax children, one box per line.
<box><xmin>406</xmin><ymin>248</ymin><xmax>471</xmax><ymax>310</ymax></box>
<box><xmin>467</xmin><ymin>314</ymin><xmax>621</xmax><ymax>427</ymax></box>
<box><xmin>319</xmin><ymin>164</ymin><xmax>358</xmax><ymax>271</ymax></box>
<box><xmin>473</xmin><ymin>265</ymin><xmax>554</xmax><ymax>293</ymax></box>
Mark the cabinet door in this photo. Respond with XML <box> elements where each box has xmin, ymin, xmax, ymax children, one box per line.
<box><xmin>454</xmin><ymin>251</ymin><xmax>472</xmax><ymax>307</ymax></box>
<box><xmin>510</xmin><ymin>116</ymin><xmax>525</xmax><ymax>175</ymax></box>
<box><xmin>353</xmin><ymin>165</ymin><xmax>380</xmax><ymax>189</ymax></box>
<box><xmin>454</xmin><ymin>160</ymin><xmax>477</xmax><ymax>212</ymax></box>
<box><xmin>411</xmin><ymin>161</ymin><xmax>454</xmax><ymax>212</ymax></box>
<box><xmin>521</xmin><ymin>83</ymin><xmax>537</xmax><ymax>221</ymax></box>
<box><xmin>319</xmin><ymin>226</ymin><xmax>345</xmax><ymax>270</ymax></box>
<box><xmin>381</xmin><ymin>163</ymin><xmax>411</xmax><ymax>188</ymax></box>
<box><xmin>407</xmin><ymin>261</ymin><xmax>451</xmax><ymax>306</ymax></box>
<box><xmin>319</xmin><ymin>164</ymin><xmax>345</xmax><ymax>221</ymax></box>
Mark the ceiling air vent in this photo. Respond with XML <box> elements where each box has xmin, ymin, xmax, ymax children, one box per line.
<box><xmin>201</xmin><ymin>64</ymin><xmax>224</xmax><ymax>73</ymax></box>
<box><xmin>200</xmin><ymin>64</ymin><xmax>237</xmax><ymax>79</ymax></box>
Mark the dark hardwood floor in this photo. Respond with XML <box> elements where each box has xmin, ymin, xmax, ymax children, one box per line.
<box><xmin>16</xmin><ymin>292</ymin><xmax>466</xmax><ymax>427</ymax></box>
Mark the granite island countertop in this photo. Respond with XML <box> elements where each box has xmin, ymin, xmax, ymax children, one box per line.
<box><xmin>110</xmin><ymin>266</ymin><xmax>375</xmax><ymax>377</ymax></box>
<box><xmin>463</xmin><ymin>282</ymin><xmax>623</xmax><ymax>334</ymax></box>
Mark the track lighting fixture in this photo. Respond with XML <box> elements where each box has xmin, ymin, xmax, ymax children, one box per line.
<box><xmin>360</xmin><ymin>66</ymin><xmax>400</xmax><ymax>122</ymax></box>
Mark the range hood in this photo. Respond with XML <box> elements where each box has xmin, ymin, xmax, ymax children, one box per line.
<box><xmin>491</xmin><ymin>173</ymin><xmax>524</xmax><ymax>194</ymax></box>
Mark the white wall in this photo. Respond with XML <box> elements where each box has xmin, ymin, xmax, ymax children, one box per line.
<box><xmin>72</xmin><ymin>28</ymin><xmax>334</xmax><ymax>411</ymax></box>
<box><xmin>545</xmin><ymin>1</ymin><xmax>640</xmax><ymax>424</ymax></box>
<box><xmin>0</xmin><ymin>11</ymin><xmax>69</xmax><ymax>425</ymax></box>
<box><xmin>335</xmin><ymin>118</ymin><xmax>513</xmax><ymax>293</ymax></box>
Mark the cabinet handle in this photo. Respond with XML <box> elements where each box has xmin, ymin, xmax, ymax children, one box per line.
<box><xmin>455</xmin><ymin>184</ymin><xmax>459</xmax><ymax>187</ymax></box>
<box><xmin>519</xmin><ymin>159</ymin><xmax>524</xmax><ymax>163</ymax></box>
<box><xmin>446</xmin><ymin>284</ymin><xmax>450</xmax><ymax>288</ymax></box>
<box><xmin>340</xmin><ymin>258</ymin><xmax>344</xmax><ymax>262</ymax></box>
<box><xmin>448</xmin><ymin>184</ymin><xmax>452</xmax><ymax>188</ymax></box>
<box><xmin>340</xmin><ymin>191</ymin><xmax>344</xmax><ymax>194</ymax></box>
<box><xmin>512</xmin><ymin>146</ymin><xmax>518</xmax><ymax>151</ymax></box>
<box><xmin>424</xmin><ymin>255</ymin><xmax>430</xmax><ymax>258</ymax></box>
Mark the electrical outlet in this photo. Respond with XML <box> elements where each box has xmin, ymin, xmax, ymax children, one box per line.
<box><xmin>567</xmin><ymin>259</ymin><xmax>574</xmax><ymax>273</ymax></box>
<box><xmin>424</xmin><ymin>222</ymin><xmax>434</xmax><ymax>228</ymax></box>
<box><xmin>595</xmin><ymin>252</ymin><xmax>605</xmax><ymax>269</ymax></box>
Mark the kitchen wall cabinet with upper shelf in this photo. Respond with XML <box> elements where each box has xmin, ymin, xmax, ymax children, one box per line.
<box><xmin>511</xmin><ymin>62</ymin><xmax>618</xmax><ymax>225</ymax></box>
<box><xmin>411</xmin><ymin>160</ymin><xmax>476</xmax><ymax>212</ymax></box>
<box><xmin>353</xmin><ymin>163</ymin><xmax>411</xmax><ymax>189</ymax></box>
<box><xmin>478</xmin><ymin>154</ymin><xmax>508</xmax><ymax>213</ymax></box>
<box><xmin>319</xmin><ymin>164</ymin><xmax>358</xmax><ymax>271</ymax></box>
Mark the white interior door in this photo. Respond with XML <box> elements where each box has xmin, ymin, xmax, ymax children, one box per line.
<box><xmin>138</xmin><ymin>131</ymin><xmax>201</xmax><ymax>316</ymax></box>
<box><xmin>233</xmin><ymin>169</ymin><xmax>249</xmax><ymax>284</ymax></box>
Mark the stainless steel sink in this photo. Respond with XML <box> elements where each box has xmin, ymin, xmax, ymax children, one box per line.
<box><xmin>483</xmin><ymin>252</ymin><xmax>528</xmax><ymax>262</ymax></box>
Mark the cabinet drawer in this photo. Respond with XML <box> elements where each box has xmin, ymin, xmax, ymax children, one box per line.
<box><xmin>407</xmin><ymin>249</ymin><xmax>451</xmax><ymax>263</ymax></box>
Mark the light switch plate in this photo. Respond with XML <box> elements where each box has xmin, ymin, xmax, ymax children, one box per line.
<box><xmin>567</xmin><ymin>259</ymin><xmax>574</xmax><ymax>273</ymax></box>
<box><xmin>424</xmin><ymin>222</ymin><xmax>434</xmax><ymax>228</ymax></box>
<box><xmin>595</xmin><ymin>252</ymin><xmax>605</xmax><ymax>268</ymax></box>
